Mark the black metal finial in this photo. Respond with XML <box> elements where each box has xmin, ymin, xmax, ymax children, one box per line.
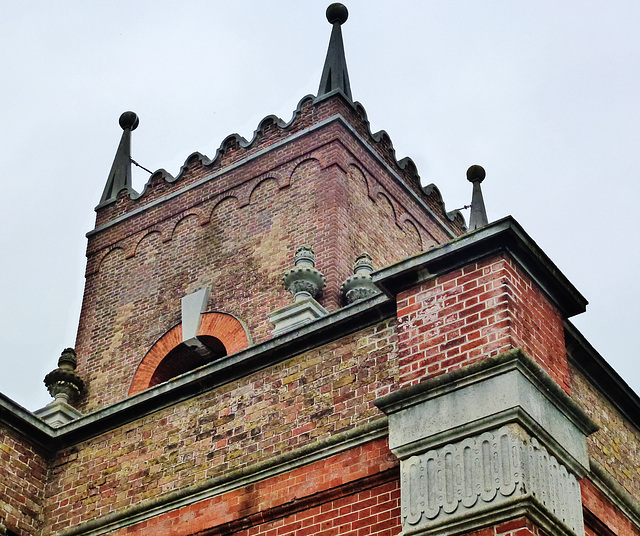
<box><xmin>467</xmin><ymin>165</ymin><xmax>486</xmax><ymax>184</ymax></box>
<box><xmin>119</xmin><ymin>111</ymin><xmax>139</xmax><ymax>131</ymax></box>
<box><xmin>318</xmin><ymin>4</ymin><xmax>353</xmax><ymax>100</ymax></box>
<box><xmin>326</xmin><ymin>3</ymin><xmax>348</xmax><ymax>25</ymax></box>
<box><xmin>467</xmin><ymin>165</ymin><xmax>489</xmax><ymax>231</ymax></box>
<box><xmin>98</xmin><ymin>111</ymin><xmax>139</xmax><ymax>207</ymax></box>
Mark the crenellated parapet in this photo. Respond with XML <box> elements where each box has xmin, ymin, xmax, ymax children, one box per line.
<box><xmin>95</xmin><ymin>92</ymin><xmax>462</xmax><ymax>240</ymax></box>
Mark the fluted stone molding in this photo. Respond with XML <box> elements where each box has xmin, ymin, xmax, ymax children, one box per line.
<box><xmin>341</xmin><ymin>253</ymin><xmax>380</xmax><ymax>304</ymax></box>
<box><xmin>375</xmin><ymin>349</ymin><xmax>598</xmax><ymax>536</ymax></box>
<box><xmin>401</xmin><ymin>425</ymin><xmax>584</xmax><ymax>536</ymax></box>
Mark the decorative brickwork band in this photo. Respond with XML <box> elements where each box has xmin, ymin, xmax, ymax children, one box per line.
<box><xmin>401</xmin><ymin>425</ymin><xmax>584</xmax><ymax>536</ymax></box>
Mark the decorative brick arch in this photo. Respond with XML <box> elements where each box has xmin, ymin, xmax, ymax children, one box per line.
<box><xmin>128</xmin><ymin>312</ymin><xmax>250</xmax><ymax>396</ymax></box>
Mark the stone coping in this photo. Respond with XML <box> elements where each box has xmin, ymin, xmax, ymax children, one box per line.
<box><xmin>373</xmin><ymin>215</ymin><xmax>588</xmax><ymax>318</ymax></box>
<box><xmin>0</xmin><ymin>292</ymin><xmax>395</xmax><ymax>452</ymax></box>
<box><xmin>374</xmin><ymin>348</ymin><xmax>598</xmax><ymax>438</ymax></box>
<box><xmin>374</xmin><ymin>348</ymin><xmax>598</xmax><ymax>477</ymax></box>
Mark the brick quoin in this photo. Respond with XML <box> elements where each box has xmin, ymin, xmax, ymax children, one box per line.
<box><xmin>396</xmin><ymin>253</ymin><xmax>570</xmax><ymax>392</ymax></box>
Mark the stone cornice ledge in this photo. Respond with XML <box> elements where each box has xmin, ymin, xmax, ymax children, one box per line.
<box><xmin>53</xmin><ymin>419</ymin><xmax>389</xmax><ymax>536</ymax></box>
<box><xmin>373</xmin><ymin>216</ymin><xmax>588</xmax><ymax>318</ymax></box>
<box><xmin>375</xmin><ymin>348</ymin><xmax>598</xmax><ymax>477</ymax></box>
<box><xmin>0</xmin><ymin>293</ymin><xmax>395</xmax><ymax>452</ymax></box>
<box><xmin>0</xmin><ymin>393</ymin><xmax>53</xmax><ymax>453</ymax></box>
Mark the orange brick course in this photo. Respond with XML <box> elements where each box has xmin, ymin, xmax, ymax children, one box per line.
<box><xmin>580</xmin><ymin>478</ymin><xmax>640</xmax><ymax>536</ymax></box>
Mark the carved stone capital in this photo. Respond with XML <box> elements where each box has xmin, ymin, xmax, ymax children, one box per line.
<box><xmin>400</xmin><ymin>425</ymin><xmax>583</xmax><ymax>536</ymax></box>
<box><xmin>375</xmin><ymin>349</ymin><xmax>597</xmax><ymax>536</ymax></box>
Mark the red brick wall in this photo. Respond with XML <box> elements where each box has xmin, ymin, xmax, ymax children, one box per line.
<box><xmin>581</xmin><ymin>478</ymin><xmax>640</xmax><ymax>536</ymax></box>
<box><xmin>396</xmin><ymin>253</ymin><xmax>569</xmax><ymax>391</ymax></box>
<box><xmin>110</xmin><ymin>438</ymin><xmax>399</xmax><ymax>536</ymax></box>
<box><xmin>462</xmin><ymin>517</ymin><xmax>549</xmax><ymax>536</ymax></box>
<box><xmin>76</xmin><ymin>96</ymin><xmax>459</xmax><ymax>411</ymax></box>
<box><xmin>0</xmin><ymin>426</ymin><xmax>48</xmax><ymax>536</ymax></box>
<box><xmin>45</xmin><ymin>322</ymin><xmax>398</xmax><ymax>534</ymax></box>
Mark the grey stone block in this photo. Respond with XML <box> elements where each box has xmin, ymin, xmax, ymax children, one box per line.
<box><xmin>400</xmin><ymin>425</ymin><xmax>584</xmax><ymax>536</ymax></box>
<box><xmin>181</xmin><ymin>288</ymin><xmax>210</xmax><ymax>341</ymax></box>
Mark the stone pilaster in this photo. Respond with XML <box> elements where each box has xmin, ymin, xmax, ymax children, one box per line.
<box><xmin>375</xmin><ymin>349</ymin><xmax>598</xmax><ymax>536</ymax></box>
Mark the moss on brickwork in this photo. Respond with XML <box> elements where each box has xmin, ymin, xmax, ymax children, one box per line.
<box><xmin>0</xmin><ymin>427</ymin><xmax>48</xmax><ymax>535</ymax></box>
<box><xmin>45</xmin><ymin>321</ymin><xmax>398</xmax><ymax>534</ymax></box>
<box><xmin>570</xmin><ymin>362</ymin><xmax>640</xmax><ymax>502</ymax></box>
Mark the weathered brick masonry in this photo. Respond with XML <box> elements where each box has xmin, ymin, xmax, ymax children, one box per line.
<box><xmin>76</xmin><ymin>101</ymin><xmax>460</xmax><ymax>414</ymax></box>
<box><xmin>396</xmin><ymin>253</ymin><xmax>569</xmax><ymax>391</ymax></box>
<box><xmin>0</xmin><ymin>424</ymin><xmax>48</xmax><ymax>535</ymax></box>
<box><xmin>1</xmin><ymin>5</ymin><xmax>639</xmax><ymax>536</ymax></box>
<box><xmin>45</xmin><ymin>322</ymin><xmax>398</xmax><ymax>533</ymax></box>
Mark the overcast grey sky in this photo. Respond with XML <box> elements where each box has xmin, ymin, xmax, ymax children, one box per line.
<box><xmin>1</xmin><ymin>1</ymin><xmax>638</xmax><ymax>411</ymax></box>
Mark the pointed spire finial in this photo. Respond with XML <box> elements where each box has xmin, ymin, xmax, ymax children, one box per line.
<box><xmin>98</xmin><ymin>111</ymin><xmax>139</xmax><ymax>207</ymax></box>
<box><xmin>467</xmin><ymin>165</ymin><xmax>489</xmax><ymax>231</ymax></box>
<box><xmin>318</xmin><ymin>3</ymin><xmax>352</xmax><ymax>101</ymax></box>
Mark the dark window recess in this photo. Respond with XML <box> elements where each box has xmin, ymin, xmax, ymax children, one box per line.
<box><xmin>149</xmin><ymin>336</ymin><xmax>227</xmax><ymax>387</ymax></box>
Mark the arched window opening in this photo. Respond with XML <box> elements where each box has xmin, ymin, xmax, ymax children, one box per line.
<box><xmin>129</xmin><ymin>312</ymin><xmax>250</xmax><ymax>397</ymax></box>
<box><xmin>148</xmin><ymin>335</ymin><xmax>227</xmax><ymax>387</ymax></box>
